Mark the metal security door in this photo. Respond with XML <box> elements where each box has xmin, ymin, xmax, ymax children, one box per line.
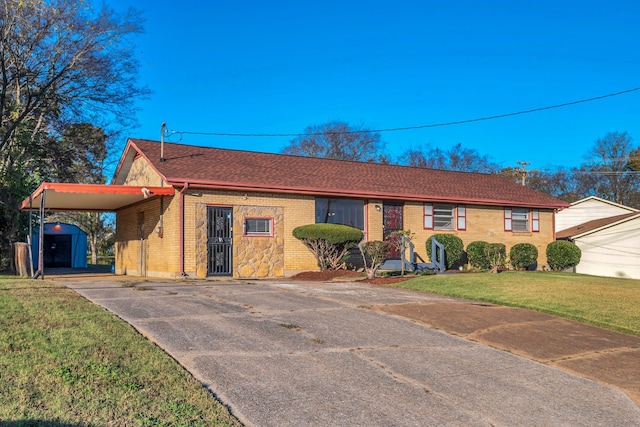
<box><xmin>383</xmin><ymin>203</ymin><xmax>404</xmax><ymax>259</ymax></box>
<box><xmin>207</xmin><ymin>206</ymin><xmax>233</xmax><ymax>276</ymax></box>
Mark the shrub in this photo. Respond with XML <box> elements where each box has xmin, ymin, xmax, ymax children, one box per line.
<box><xmin>546</xmin><ymin>240</ymin><xmax>581</xmax><ymax>271</ymax></box>
<box><xmin>359</xmin><ymin>240</ymin><xmax>391</xmax><ymax>279</ymax></box>
<box><xmin>486</xmin><ymin>243</ymin><xmax>507</xmax><ymax>273</ymax></box>
<box><xmin>426</xmin><ymin>234</ymin><xmax>464</xmax><ymax>270</ymax></box>
<box><xmin>509</xmin><ymin>243</ymin><xmax>538</xmax><ymax>270</ymax></box>
<box><xmin>466</xmin><ymin>241</ymin><xmax>490</xmax><ymax>270</ymax></box>
<box><xmin>292</xmin><ymin>224</ymin><xmax>364</xmax><ymax>270</ymax></box>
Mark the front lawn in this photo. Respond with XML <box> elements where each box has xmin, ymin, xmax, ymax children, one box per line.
<box><xmin>390</xmin><ymin>271</ymin><xmax>640</xmax><ymax>336</ymax></box>
<box><xmin>0</xmin><ymin>277</ymin><xmax>241</xmax><ymax>426</ymax></box>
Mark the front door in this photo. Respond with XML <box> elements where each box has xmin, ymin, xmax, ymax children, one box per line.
<box><xmin>207</xmin><ymin>206</ymin><xmax>233</xmax><ymax>276</ymax></box>
<box><xmin>383</xmin><ymin>203</ymin><xmax>404</xmax><ymax>259</ymax></box>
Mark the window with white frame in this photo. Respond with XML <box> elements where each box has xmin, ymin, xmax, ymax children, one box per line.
<box><xmin>504</xmin><ymin>207</ymin><xmax>539</xmax><ymax>232</ymax></box>
<box><xmin>244</xmin><ymin>217</ymin><xmax>273</xmax><ymax>236</ymax></box>
<box><xmin>511</xmin><ymin>208</ymin><xmax>529</xmax><ymax>232</ymax></box>
<box><xmin>424</xmin><ymin>203</ymin><xmax>466</xmax><ymax>230</ymax></box>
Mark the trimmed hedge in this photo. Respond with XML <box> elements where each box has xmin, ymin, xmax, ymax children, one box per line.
<box><xmin>292</xmin><ymin>223</ymin><xmax>364</xmax><ymax>244</ymax></box>
<box><xmin>292</xmin><ymin>223</ymin><xmax>364</xmax><ymax>270</ymax></box>
<box><xmin>426</xmin><ymin>234</ymin><xmax>464</xmax><ymax>269</ymax></box>
<box><xmin>466</xmin><ymin>241</ymin><xmax>491</xmax><ymax>270</ymax></box>
<box><xmin>509</xmin><ymin>243</ymin><xmax>538</xmax><ymax>270</ymax></box>
<box><xmin>546</xmin><ymin>240</ymin><xmax>581</xmax><ymax>271</ymax></box>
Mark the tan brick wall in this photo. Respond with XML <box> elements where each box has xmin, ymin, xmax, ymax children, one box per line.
<box><xmin>123</xmin><ymin>156</ymin><xmax>164</xmax><ymax>186</ymax></box>
<box><xmin>400</xmin><ymin>202</ymin><xmax>555</xmax><ymax>267</ymax></box>
<box><xmin>115</xmin><ymin>195</ymin><xmax>180</xmax><ymax>277</ymax></box>
<box><xmin>367</xmin><ymin>200</ymin><xmax>384</xmax><ymax>241</ymax></box>
<box><xmin>116</xmin><ymin>182</ymin><xmax>557</xmax><ymax>277</ymax></box>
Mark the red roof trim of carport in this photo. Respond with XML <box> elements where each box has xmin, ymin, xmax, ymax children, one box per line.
<box><xmin>19</xmin><ymin>182</ymin><xmax>176</xmax><ymax>211</ymax></box>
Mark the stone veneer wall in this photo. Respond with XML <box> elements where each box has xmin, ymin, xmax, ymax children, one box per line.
<box><xmin>195</xmin><ymin>203</ymin><xmax>208</xmax><ymax>278</ymax></box>
<box><xmin>194</xmin><ymin>203</ymin><xmax>285</xmax><ymax>278</ymax></box>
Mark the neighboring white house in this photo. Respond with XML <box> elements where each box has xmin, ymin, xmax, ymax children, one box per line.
<box><xmin>555</xmin><ymin>196</ymin><xmax>639</xmax><ymax>233</ymax></box>
<box><xmin>556</xmin><ymin>199</ymin><xmax>640</xmax><ymax>279</ymax></box>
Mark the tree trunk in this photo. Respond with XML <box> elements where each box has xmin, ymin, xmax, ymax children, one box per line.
<box><xmin>90</xmin><ymin>236</ymin><xmax>98</xmax><ymax>265</ymax></box>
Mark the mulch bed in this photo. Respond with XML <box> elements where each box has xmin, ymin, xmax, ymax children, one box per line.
<box><xmin>289</xmin><ymin>270</ymin><xmax>415</xmax><ymax>285</ymax></box>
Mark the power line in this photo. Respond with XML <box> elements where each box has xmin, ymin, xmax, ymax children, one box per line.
<box><xmin>503</xmin><ymin>169</ymin><xmax>640</xmax><ymax>175</ymax></box>
<box><xmin>168</xmin><ymin>87</ymin><xmax>640</xmax><ymax>138</ymax></box>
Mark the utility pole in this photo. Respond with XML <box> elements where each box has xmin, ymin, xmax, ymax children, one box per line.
<box><xmin>516</xmin><ymin>161</ymin><xmax>530</xmax><ymax>186</ymax></box>
<box><xmin>160</xmin><ymin>122</ymin><xmax>167</xmax><ymax>162</ymax></box>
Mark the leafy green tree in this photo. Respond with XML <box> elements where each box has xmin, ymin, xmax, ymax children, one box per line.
<box><xmin>0</xmin><ymin>0</ymin><xmax>148</xmax><ymax>268</ymax></box>
<box><xmin>52</xmin><ymin>124</ymin><xmax>111</xmax><ymax>264</ymax></box>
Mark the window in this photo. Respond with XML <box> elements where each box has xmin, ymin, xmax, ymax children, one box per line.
<box><xmin>457</xmin><ymin>205</ymin><xmax>466</xmax><ymax>230</ymax></box>
<box><xmin>244</xmin><ymin>217</ymin><xmax>273</xmax><ymax>236</ymax></box>
<box><xmin>434</xmin><ymin>204</ymin><xmax>455</xmax><ymax>230</ymax></box>
<box><xmin>504</xmin><ymin>208</ymin><xmax>539</xmax><ymax>232</ymax></box>
<box><xmin>511</xmin><ymin>208</ymin><xmax>529</xmax><ymax>232</ymax></box>
<box><xmin>315</xmin><ymin>198</ymin><xmax>365</xmax><ymax>230</ymax></box>
<box><xmin>424</xmin><ymin>203</ymin><xmax>465</xmax><ymax>230</ymax></box>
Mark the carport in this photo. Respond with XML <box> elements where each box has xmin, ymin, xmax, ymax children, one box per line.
<box><xmin>20</xmin><ymin>182</ymin><xmax>174</xmax><ymax>279</ymax></box>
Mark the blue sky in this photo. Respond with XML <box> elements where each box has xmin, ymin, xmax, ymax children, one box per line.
<box><xmin>109</xmin><ymin>0</ymin><xmax>640</xmax><ymax>172</ymax></box>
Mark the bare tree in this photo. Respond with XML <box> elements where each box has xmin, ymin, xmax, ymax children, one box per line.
<box><xmin>401</xmin><ymin>143</ymin><xmax>499</xmax><ymax>173</ymax></box>
<box><xmin>499</xmin><ymin>167</ymin><xmax>582</xmax><ymax>202</ymax></box>
<box><xmin>0</xmin><ymin>0</ymin><xmax>148</xmax><ymax>158</ymax></box>
<box><xmin>578</xmin><ymin>132</ymin><xmax>640</xmax><ymax>208</ymax></box>
<box><xmin>282</xmin><ymin>121</ymin><xmax>384</xmax><ymax>162</ymax></box>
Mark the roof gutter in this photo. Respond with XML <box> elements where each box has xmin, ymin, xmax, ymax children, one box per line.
<box><xmin>165</xmin><ymin>178</ymin><xmax>568</xmax><ymax>209</ymax></box>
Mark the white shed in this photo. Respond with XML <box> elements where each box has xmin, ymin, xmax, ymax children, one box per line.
<box><xmin>556</xmin><ymin>213</ymin><xmax>640</xmax><ymax>279</ymax></box>
<box><xmin>555</xmin><ymin>196</ymin><xmax>638</xmax><ymax>233</ymax></box>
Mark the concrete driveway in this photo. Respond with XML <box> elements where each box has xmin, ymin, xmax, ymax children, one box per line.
<box><xmin>60</xmin><ymin>276</ymin><xmax>640</xmax><ymax>426</ymax></box>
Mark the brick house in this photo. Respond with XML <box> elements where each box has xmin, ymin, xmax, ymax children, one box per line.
<box><xmin>22</xmin><ymin>138</ymin><xmax>569</xmax><ymax>278</ymax></box>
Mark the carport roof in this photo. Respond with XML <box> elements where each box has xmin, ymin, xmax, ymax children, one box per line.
<box><xmin>20</xmin><ymin>182</ymin><xmax>175</xmax><ymax>212</ymax></box>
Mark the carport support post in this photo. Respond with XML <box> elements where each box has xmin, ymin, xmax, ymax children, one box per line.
<box><xmin>37</xmin><ymin>189</ymin><xmax>45</xmax><ymax>280</ymax></box>
<box><xmin>27</xmin><ymin>196</ymin><xmax>34</xmax><ymax>277</ymax></box>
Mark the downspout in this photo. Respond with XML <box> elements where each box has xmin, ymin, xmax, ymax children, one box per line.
<box><xmin>179</xmin><ymin>182</ymin><xmax>189</xmax><ymax>276</ymax></box>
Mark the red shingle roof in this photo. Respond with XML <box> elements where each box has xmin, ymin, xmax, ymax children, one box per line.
<box><xmin>120</xmin><ymin>139</ymin><xmax>568</xmax><ymax>208</ymax></box>
<box><xmin>556</xmin><ymin>212</ymin><xmax>640</xmax><ymax>239</ymax></box>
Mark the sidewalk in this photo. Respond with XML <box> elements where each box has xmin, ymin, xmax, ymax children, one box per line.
<box><xmin>377</xmin><ymin>300</ymin><xmax>640</xmax><ymax>405</ymax></box>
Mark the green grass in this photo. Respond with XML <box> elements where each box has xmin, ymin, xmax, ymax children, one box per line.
<box><xmin>390</xmin><ymin>271</ymin><xmax>640</xmax><ymax>336</ymax></box>
<box><xmin>0</xmin><ymin>277</ymin><xmax>241</xmax><ymax>427</ymax></box>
